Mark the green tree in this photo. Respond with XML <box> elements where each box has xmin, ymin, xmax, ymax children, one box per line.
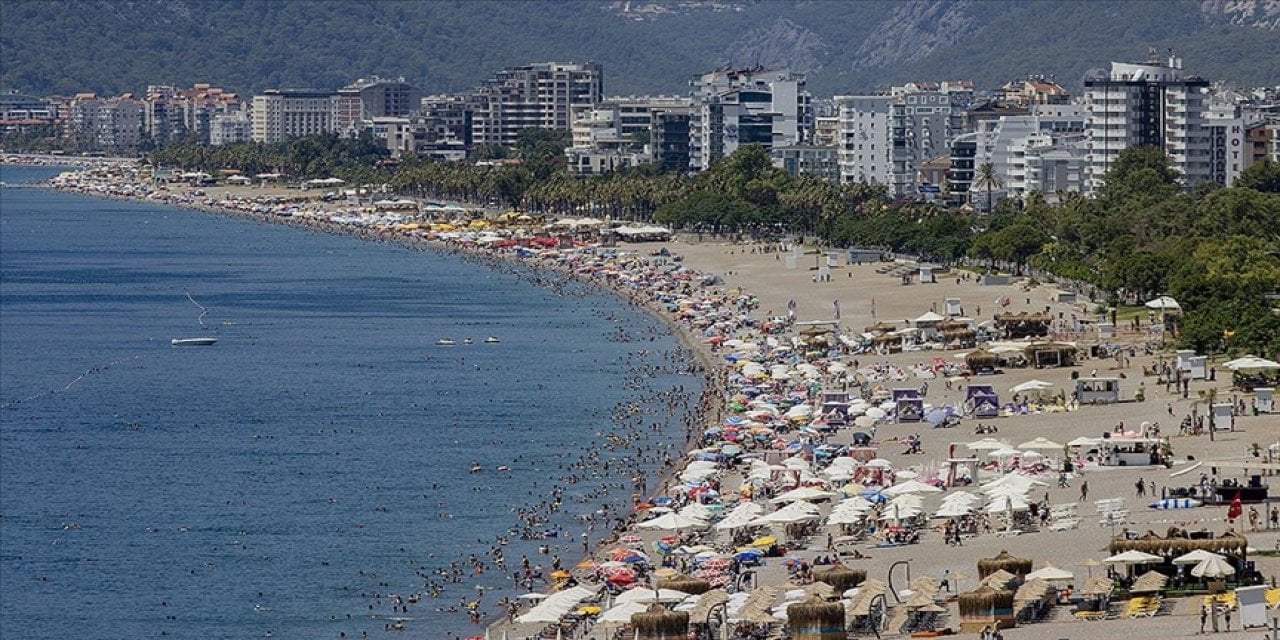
<box><xmin>972</xmin><ymin>162</ymin><xmax>1003</xmax><ymax>213</ymax></box>
<box><xmin>1236</xmin><ymin>158</ymin><xmax>1280</xmax><ymax>193</ymax></box>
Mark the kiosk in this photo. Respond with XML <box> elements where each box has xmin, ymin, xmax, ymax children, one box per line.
<box><xmin>1255</xmin><ymin>388</ymin><xmax>1274</xmax><ymax>414</ymax></box>
<box><xmin>1098</xmin><ymin>436</ymin><xmax>1164</xmax><ymax>467</ymax></box>
<box><xmin>945</xmin><ymin>297</ymin><xmax>962</xmax><ymax>316</ymax></box>
<box><xmin>1075</xmin><ymin>377</ymin><xmax>1121</xmax><ymax>404</ymax></box>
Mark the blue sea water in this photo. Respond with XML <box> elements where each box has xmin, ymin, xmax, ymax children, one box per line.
<box><xmin>0</xmin><ymin>165</ymin><xmax>700</xmax><ymax>639</ymax></box>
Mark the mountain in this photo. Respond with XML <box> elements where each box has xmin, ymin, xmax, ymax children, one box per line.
<box><xmin>2</xmin><ymin>0</ymin><xmax>1278</xmax><ymax>97</ymax></box>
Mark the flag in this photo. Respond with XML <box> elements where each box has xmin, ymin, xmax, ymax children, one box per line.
<box><xmin>1227</xmin><ymin>491</ymin><xmax>1242</xmax><ymax>521</ymax></box>
<box><xmin>833</xmin><ymin>299</ymin><xmax>841</xmax><ymax>321</ymax></box>
<box><xmin>787</xmin><ymin>299</ymin><xmax>796</xmax><ymax>319</ymax></box>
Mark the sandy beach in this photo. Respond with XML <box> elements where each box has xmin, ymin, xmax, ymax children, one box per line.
<box><xmin>21</xmin><ymin>161</ymin><xmax>1280</xmax><ymax>639</ymax></box>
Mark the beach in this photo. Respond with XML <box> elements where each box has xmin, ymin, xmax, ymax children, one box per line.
<box><xmin>19</xmin><ymin>160</ymin><xmax>1280</xmax><ymax>639</ymax></box>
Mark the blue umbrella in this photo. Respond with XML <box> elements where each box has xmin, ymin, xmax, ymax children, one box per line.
<box><xmin>735</xmin><ymin>549</ymin><xmax>763</xmax><ymax>561</ymax></box>
<box><xmin>860</xmin><ymin>490</ymin><xmax>888</xmax><ymax>503</ymax></box>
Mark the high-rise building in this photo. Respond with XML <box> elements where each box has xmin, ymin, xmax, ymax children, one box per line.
<box><xmin>563</xmin><ymin>96</ymin><xmax>692</xmax><ymax>175</ymax></box>
<box><xmin>650</xmin><ymin>107</ymin><xmax>692</xmax><ymax>173</ymax></box>
<box><xmin>976</xmin><ymin>104</ymin><xmax>1086</xmax><ymax>202</ymax></box>
<box><xmin>688</xmin><ymin>68</ymin><xmax>810</xmax><ymax>171</ymax></box>
<box><xmin>836</xmin><ymin>86</ymin><xmax>959</xmax><ymax>195</ymax></box>
<box><xmin>1083</xmin><ymin>53</ymin><xmax>1211</xmax><ymax>192</ymax></box>
<box><xmin>143</xmin><ymin>83</ymin><xmax>240</xmax><ymax>144</ymax></box>
<box><xmin>333</xmin><ymin>76</ymin><xmax>424</xmax><ymax>134</ymax></box>
<box><xmin>1205</xmin><ymin>100</ymin><xmax>1246</xmax><ymax>187</ymax></box>
<box><xmin>0</xmin><ymin>92</ymin><xmax>57</xmax><ymax>135</ymax></box>
<box><xmin>69</xmin><ymin>93</ymin><xmax>143</xmax><ymax>149</ymax></box>
<box><xmin>251</xmin><ymin>89</ymin><xmax>336</xmax><ymax>143</ymax></box>
<box><xmin>209</xmin><ymin>110</ymin><xmax>252</xmax><ymax>146</ymax></box>
<box><xmin>469</xmin><ymin>62</ymin><xmax>603</xmax><ymax>147</ymax></box>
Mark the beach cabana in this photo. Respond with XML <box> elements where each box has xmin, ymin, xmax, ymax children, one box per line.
<box><xmin>965</xmin><ymin>350</ymin><xmax>1000</xmax><ymax>374</ymax></box>
<box><xmin>978</xmin><ymin>550</ymin><xmax>1032</xmax><ymax>580</ymax></box>
<box><xmin>786</xmin><ymin>596</ymin><xmax>845</xmax><ymax>640</ymax></box>
<box><xmin>1023</xmin><ymin>342</ymin><xmax>1077</xmax><ymax>368</ymax></box>
<box><xmin>958</xmin><ymin>585</ymin><xmax>1015</xmax><ymax>632</ymax></box>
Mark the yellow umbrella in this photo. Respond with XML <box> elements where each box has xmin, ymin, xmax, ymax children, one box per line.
<box><xmin>576</xmin><ymin>605</ymin><xmax>602</xmax><ymax>615</ymax></box>
<box><xmin>751</xmin><ymin>535</ymin><xmax>777</xmax><ymax>547</ymax></box>
<box><xmin>550</xmin><ymin>570</ymin><xmax>571</xmax><ymax>580</ymax></box>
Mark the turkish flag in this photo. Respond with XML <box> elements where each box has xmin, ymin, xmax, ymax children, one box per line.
<box><xmin>1227</xmin><ymin>491</ymin><xmax>1243</xmax><ymax>521</ymax></box>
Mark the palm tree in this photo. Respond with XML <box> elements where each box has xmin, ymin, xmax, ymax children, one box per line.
<box><xmin>972</xmin><ymin>163</ymin><xmax>1003</xmax><ymax>213</ymax></box>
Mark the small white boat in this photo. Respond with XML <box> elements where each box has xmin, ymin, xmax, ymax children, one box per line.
<box><xmin>463</xmin><ymin>337</ymin><xmax>474</xmax><ymax>345</ymax></box>
<box><xmin>171</xmin><ymin>337</ymin><xmax>218</xmax><ymax>346</ymax></box>
<box><xmin>436</xmin><ymin>338</ymin><xmax>456</xmax><ymax>346</ymax></box>
<box><xmin>484</xmin><ymin>336</ymin><xmax>501</xmax><ymax>343</ymax></box>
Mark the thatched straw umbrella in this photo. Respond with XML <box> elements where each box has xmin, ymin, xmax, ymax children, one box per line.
<box><xmin>813</xmin><ymin>563</ymin><xmax>866</xmax><ymax>592</ymax></box>
<box><xmin>787</xmin><ymin>596</ymin><xmax>846</xmax><ymax>640</ymax></box>
<box><xmin>687</xmin><ymin>589</ymin><xmax>728</xmax><ymax>626</ymax></box>
<box><xmin>966</xmin><ymin>349</ymin><xmax>1000</xmax><ymax>369</ymax></box>
<box><xmin>957</xmin><ymin>585</ymin><xmax>1015</xmax><ymax>632</ymax></box>
<box><xmin>632</xmin><ymin>603</ymin><xmax>689</xmax><ymax>640</ymax></box>
<box><xmin>1130</xmin><ymin>570</ymin><xmax>1169</xmax><ymax>594</ymax></box>
<box><xmin>978</xmin><ymin>550</ymin><xmax>1032</xmax><ymax>579</ymax></box>
<box><xmin>658</xmin><ymin>573</ymin><xmax>711</xmax><ymax>595</ymax></box>
<box><xmin>1108</xmin><ymin>531</ymin><xmax>1248</xmax><ymax>558</ymax></box>
<box><xmin>980</xmin><ymin>569</ymin><xmax>1018</xmax><ymax>590</ymax></box>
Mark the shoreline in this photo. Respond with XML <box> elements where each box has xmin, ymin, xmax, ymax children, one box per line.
<box><xmin>21</xmin><ymin>165</ymin><xmax>1280</xmax><ymax>640</ymax></box>
<box><xmin>25</xmin><ymin>166</ymin><xmax>731</xmax><ymax>633</ymax></box>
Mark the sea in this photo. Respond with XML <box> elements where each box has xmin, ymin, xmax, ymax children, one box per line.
<box><xmin>0</xmin><ymin>165</ymin><xmax>702</xmax><ymax>639</ymax></box>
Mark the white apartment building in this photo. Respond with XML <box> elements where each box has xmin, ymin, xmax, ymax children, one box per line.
<box><xmin>564</xmin><ymin>104</ymin><xmax>651</xmax><ymax>175</ymax></box>
<box><xmin>70</xmin><ymin>93</ymin><xmax>143</xmax><ymax>149</ymax></box>
<box><xmin>209</xmin><ymin>110</ymin><xmax>252</xmax><ymax>146</ymax></box>
<box><xmin>251</xmin><ymin>90</ymin><xmax>337</xmax><ymax>143</ymax></box>
<box><xmin>469</xmin><ymin>62</ymin><xmax>603</xmax><ymax>147</ymax></box>
<box><xmin>688</xmin><ymin>69</ymin><xmax>810</xmax><ymax>171</ymax></box>
<box><xmin>835</xmin><ymin>88</ymin><xmax>958</xmax><ymax>195</ymax></box>
<box><xmin>976</xmin><ymin>104</ymin><xmax>1086</xmax><ymax>201</ymax></box>
<box><xmin>834</xmin><ymin>95</ymin><xmax>893</xmax><ymax>186</ymax></box>
<box><xmin>1083</xmin><ymin>55</ymin><xmax>1212</xmax><ymax>192</ymax></box>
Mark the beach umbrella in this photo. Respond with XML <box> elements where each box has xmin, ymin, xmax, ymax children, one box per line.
<box><xmin>1190</xmin><ymin>556</ymin><xmax>1236</xmax><ymax>578</ymax></box>
<box><xmin>1103</xmin><ymin>550</ymin><xmax>1161</xmax><ymax>565</ymax></box>
<box><xmin>967</xmin><ymin>438</ymin><xmax>1008</xmax><ymax>451</ymax></box>
<box><xmin>1173</xmin><ymin>549</ymin><xmax>1226</xmax><ymax>565</ymax></box>
<box><xmin>925</xmin><ymin>408</ymin><xmax>951</xmax><ymax>425</ymax></box>
<box><xmin>1010</xmin><ymin>379</ymin><xmax>1054</xmax><ymax>393</ymax></box>
<box><xmin>638</xmin><ymin>512</ymin><xmax>707</xmax><ymax>531</ymax></box>
<box><xmin>865</xmin><ymin>407</ymin><xmax>887</xmax><ymax>419</ymax></box>
<box><xmin>986</xmin><ymin>447</ymin><xmax>1022</xmax><ymax>458</ymax></box>
<box><xmin>1025</xmin><ymin>564</ymin><xmax>1074</xmax><ymax>582</ymax></box>
<box><xmin>616</xmin><ymin>588</ymin><xmax>691</xmax><ymax>604</ymax></box>
<box><xmin>853</xmin><ymin>415</ymin><xmax>877</xmax><ymax>429</ymax></box>
<box><xmin>1017</xmin><ymin>437</ymin><xmax>1063</xmax><ymax>451</ymax></box>
<box><xmin>881</xmin><ymin>479</ymin><xmax>942</xmax><ymax>496</ymax></box>
<box><xmin>864</xmin><ymin>459</ymin><xmax>893</xmax><ymax>469</ymax></box>
<box><xmin>770</xmin><ymin>487</ymin><xmax>835</xmax><ymax>504</ymax></box>
<box><xmin>1144</xmin><ymin>296</ymin><xmax>1180</xmax><ymax>310</ymax></box>
<box><xmin>597</xmin><ymin>600</ymin><xmax>647</xmax><ymax>624</ymax></box>
<box><xmin>1223</xmin><ymin>355</ymin><xmax>1280</xmax><ymax>371</ymax></box>
<box><xmin>517</xmin><ymin>593</ymin><xmax>549</xmax><ymax>600</ymax></box>
<box><xmin>933</xmin><ymin>502</ymin><xmax>972</xmax><ymax>518</ymax></box>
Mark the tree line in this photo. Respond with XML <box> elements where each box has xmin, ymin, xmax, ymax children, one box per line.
<box><xmin>145</xmin><ymin>134</ymin><xmax>1280</xmax><ymax>357</ymax></box>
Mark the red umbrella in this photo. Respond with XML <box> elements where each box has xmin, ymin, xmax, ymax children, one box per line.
<box><xmin>603</xmin><ymin>566</ymin><xmax>636</xmax><ymax>584</ymax></box>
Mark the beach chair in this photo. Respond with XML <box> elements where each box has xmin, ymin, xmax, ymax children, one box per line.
<box><xmin>1072</xmin><ymin>609</ymin><xmax>1108</xmax><ymax>621</ymax></box>
<box><xmin>1048</xmin><ymin>518</ymin><xmax>1080</xmax><ymax>532</ymax></box>
<box><xmin>1265</xmin><ymin>588</ymin><xmax>1280</xmax><ymax>609</ymax></box>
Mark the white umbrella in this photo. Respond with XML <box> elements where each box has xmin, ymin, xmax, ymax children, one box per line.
<box><xmin>967</xmin><ymin>438</ymin><xmax>1009</xmax><ymax>451</ymax></box>
<box><xmin>518</xmin><ymin>593</ymin><xmax>550</xmax><ymax>600</ymax></box>
<box><xmin>853</xmin><ymin>415</ymin><xmax>877</xmax><ymax>428</ymax></box>
<box><xmin>987</xmin><ymin>448</ymin><xmax>1023</xmax><ymax>458</ymax></box>
<box><xmin>1018</xmin><ymin>437</ymin><xmax>1064</xmax><ymax>451</ymax></box>
<box><xmin>881</xmin><ymin>480</ymin><xmax>942</xmax><ymax>496</ymax></box>
<box><xmin>637</xmin><ymin>512</ymin><xmax>707</xmax><ymax>530</ymax></box>
<box><xmin>770</xmin><ymin>487</ymin><xmax>835</xmax><ymax>504</ymax></box>
<box><xmin>933</xmin><ymin>503</ymin><xmax>972</xmax><ymax>518</ymax></box>
<box><xmin>1103</xmin><ymin>550</ymin><xmax>1161</xmax><ymax>565</ymax></box>
<box><xmin>1190</xmin><ymin>556</ymin><xmax>1236</xmax><ymax>578</ymax></box>
<box><xmin>864</xmin><ymin>459</ymin><xmax>893</xmax><ymax>469</ymax></box>
<box><xmin>616</xmin><ymin>588</ymin><xmax>691</xmax><ymax>604</ymax></box>
<box><xmin>1026</xmin><ymin>564</ymin><xmax>1074</xmax><ymax>581</ymax></box>
<box><xmin>1010</xmin><ymin>379</ymin><xmax>1055</xmax><ymax>393</ymax></box>
<box><xmin>1144</xmin><ymin>296</ymin><xmax>1180</xmax><ymax>310</ymax></box>
<box><xmin>1067</xmin><ymin>436</ymin><xmax>1100</xmax><ymax>447</ymax></box>
<box><xmin>1173</xmin><ymin>549</ymin><xmax>1226</xmax><ymax>566</ymax></box>
<box><xmin>597</xmin><ymin>600</ymin><xmax>647</xmax><ymax>624</ymax></box>
<box><xmin>865</xmin><ymin>407</ymin><xmax>888</xmax><ymax>419</ymax></box>
<box><xmin>1223</xmin><ymin>355</ymin><xmax>1280</xmax><ymax>371</ymax></box>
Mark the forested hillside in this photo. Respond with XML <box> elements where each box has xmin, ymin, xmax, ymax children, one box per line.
<box><xmin>2</xmin><ymin>0</ymin><xmax>1278</xmax><ymax>96</ymax></box>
